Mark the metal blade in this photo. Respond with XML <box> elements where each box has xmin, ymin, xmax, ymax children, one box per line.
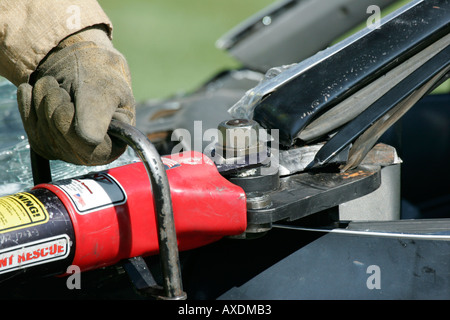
<box><xmin>312</xmin><ymin>44</ymin><xmax>450</xmax><ymax>169</ymax></box>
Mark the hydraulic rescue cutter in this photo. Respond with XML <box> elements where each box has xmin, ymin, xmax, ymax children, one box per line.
<box><xmin>0</xmin><ymin>0</ymin><xmax>449</xmax><ymax>300</ymax></box>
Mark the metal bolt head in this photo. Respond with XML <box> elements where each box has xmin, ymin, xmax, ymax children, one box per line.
<box><xmin>218</xmin><ymin>119</ymin><xmax>260</xmax><ymax>150</ymax></box>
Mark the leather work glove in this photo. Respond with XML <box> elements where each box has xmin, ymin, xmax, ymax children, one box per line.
<box><xmin>17</xmin><ymin>26</ymin><xmax>136</xmax><ymax>166</ymax></box>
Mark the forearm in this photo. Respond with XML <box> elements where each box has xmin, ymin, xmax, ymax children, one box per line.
<box><xmin>0</xmin><ymin>0</ymin><xmax>112</xmax><ymax>86</ymax></box>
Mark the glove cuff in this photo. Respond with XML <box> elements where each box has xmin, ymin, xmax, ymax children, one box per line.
<box><xmin>57</xmin><ymin>25</ymin><xmax>114</xmax><ymax>51</ymax></box>
<box><xmin>30</xmin><ymin>25</ymin><xmax>121</xmax><ymax>85</ymax></box>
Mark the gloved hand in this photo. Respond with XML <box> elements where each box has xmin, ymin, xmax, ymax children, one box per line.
<box><xmin>17</xmin><ymin>26</ymin><xmax>135</xmax><ymax>166</ymax></box>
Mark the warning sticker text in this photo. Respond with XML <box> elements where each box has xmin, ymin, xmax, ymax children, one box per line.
<box><xmin>0</xmin><ymin>192</ymin><xmax>49</xmax><ymax>233</ymax></box>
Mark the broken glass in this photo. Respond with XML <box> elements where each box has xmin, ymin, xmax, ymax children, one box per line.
<box><xmin>0</xmin><ymin>78</ymin><xmax>139</xmax><ymax>196</ymax></box>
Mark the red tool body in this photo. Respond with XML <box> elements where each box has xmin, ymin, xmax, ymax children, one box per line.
<box><xmin>0</xmin><ymin>151</ymin><xmax>247</xmax><ymax>277</ymax></box>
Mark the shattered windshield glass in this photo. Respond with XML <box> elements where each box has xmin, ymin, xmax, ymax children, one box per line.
<box><xmin>0</xmin><ymin>78</ymin><xmax>139</xmax><ymax>196</ymax></box>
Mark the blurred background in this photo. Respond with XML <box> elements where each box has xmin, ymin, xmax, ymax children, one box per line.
<box><xmin>97</xmin><ymin>0</ymin><xmax>275</xmax><ymax>102</ymax></box>
<box><xmin>96</xmin><ymin>0</ymin><xmax>448</xmax><ymax>103</ymax></box>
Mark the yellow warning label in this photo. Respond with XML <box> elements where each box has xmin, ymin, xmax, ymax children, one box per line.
<box><xmin>0</xmin><ymin>192</ymin><xmax>49</xmax><ymax>233</ymax></box>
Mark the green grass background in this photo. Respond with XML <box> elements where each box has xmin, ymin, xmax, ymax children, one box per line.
<box><xmin>98</xmin><ymin>0</ymin><xmax>448</xmax><ymax>102</ymax></box>
<box><xmin>97</xmin><ymin>0</ymin><xmax>274</xmax><ymax>102</ymax></box>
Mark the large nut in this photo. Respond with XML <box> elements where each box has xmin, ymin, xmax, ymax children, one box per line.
<box><xmin>218</xmin><ymin>119</ymin><xmax>260</xmax><ymax>151</ymax></box>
